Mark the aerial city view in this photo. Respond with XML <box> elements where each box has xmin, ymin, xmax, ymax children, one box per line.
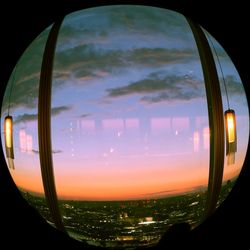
<box><xmin>1</xmin><ymin>5</ymin><xmax>248</xmax><ymax>249</ymax></box>
<box><xmin>22</xmin><ymin>180</ymin><xmax>234</xmax><ymax>248</ymax></box>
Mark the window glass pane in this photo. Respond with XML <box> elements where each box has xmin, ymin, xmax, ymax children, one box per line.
<box><xmin>205</xmin><ymin>32</ymin><xmax>249</xmax><ymax>206</ymax></box>
<box><xmin>1</xmin><ymin>26</ymin><xmax>53</xmax><ymax>223</ymax></box>
<box><xmin>51</xmin><ymin>6</ymin><xmax>210</xmax><ymax>248</ymax></box>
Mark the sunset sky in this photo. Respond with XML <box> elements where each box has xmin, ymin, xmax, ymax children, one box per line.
<box><xmin>1</xmin><ymin>6</ymin><xmax>249</xmax><ymax>200</ymax></box>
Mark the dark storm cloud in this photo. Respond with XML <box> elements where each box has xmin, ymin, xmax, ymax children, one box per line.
<box><xmin>106</xmin><ymin>72</ymin><xmax>204</xmax><ymax>103</ymax></box>
<box><xmin>14</xmin><ymin>106</ymin><xmax>71</xmax><ymax>124</ymax></box>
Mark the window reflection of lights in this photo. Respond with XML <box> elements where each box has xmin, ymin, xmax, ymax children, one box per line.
<box><xmin>19</xmin><ymin>130</ymin><xmax>26</xmax><ymax>152</ymax></box>
<box><xmin>19</xmin><ymin>129</ymin><xmax>33</xmax><ymax>154</ymax></box>
<box><xmin>26</xmin><ymin>135</ymin><xmax>33</xmax><ymax>154</ymax></box>
<box><xmin>4</xmin><ymin>116</ymin><xmax>14</xmax><ymax>169</ymax></box>
<box><xmin>208</xmin><ymin>35</ymin><xmax>237</xmax><ymax>165</ymax></box>
<box><xmin>4</xmin><ymin>65</ymin><xmax>17</xmax><ymax>170</ymax></box>
<box><xmin>5</xmin><ymin>116</ymin><xmax>13</xmax><ymax>150</ymax></box>
<box><xmin>203</xmin><ymin>127</ymin><xmax>209</xmax><ymax>150</ymax></box>
<box><xmin>193</xmin><ymin>131</ymin><xmax>200</xmax><ymax>152</ymax></box>
<box><xmin>225</xmin><ymin>109</ymin><xmax>237</xmax><ymax>165</ymax></box>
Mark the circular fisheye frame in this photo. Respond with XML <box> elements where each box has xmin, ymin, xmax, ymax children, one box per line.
<box><xmin>1</xmin><ymin>5</ymin><xmax>249</xmax><ymax>249</ymax></box>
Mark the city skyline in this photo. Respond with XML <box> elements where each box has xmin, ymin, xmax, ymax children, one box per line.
<box><xmin>1</xmin><ymin>6</ymin><xmax>248</xmax><ymax>200</ymax></box>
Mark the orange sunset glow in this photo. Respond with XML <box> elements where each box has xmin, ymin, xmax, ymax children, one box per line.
<box><xmin>1</xmin><ymin>6</ymin><xmax>249</xmax><ymax>249</ymax></box>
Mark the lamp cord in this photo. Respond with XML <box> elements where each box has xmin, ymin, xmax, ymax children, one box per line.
<box><xmin>7</xmin><ymin>65</ymin><xmax>17</xmax><ymax>116</ymax></box>
<box><xmin>207</xmin><ymin>35</ymin><xmax>230</xmax><ymax>110</ymax></box>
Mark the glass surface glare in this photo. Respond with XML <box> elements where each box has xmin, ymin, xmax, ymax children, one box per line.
<box><xmin>205</xmin><ymin>32</ymin><xmax>249</xmax><ymax>204</ymax></box>
<box><xmin>1</xmin><ymin>5</ymin><xmax>249</xmax><ymax>249</ymax></box>
<box><xmin>4</xmin><ymin>116</ymin><xmax>13</xmax><ymax>150</ymax></box>
<box><xmin>1</xmin><ymin>26</ymin><xmax>54</xmax><ymax>224</ymax></box>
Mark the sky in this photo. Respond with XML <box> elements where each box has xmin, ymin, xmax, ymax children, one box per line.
<box><xmin>1</xmin><ymin>6</ymin><xmax>249</xmax><ymax>201</ymax></box>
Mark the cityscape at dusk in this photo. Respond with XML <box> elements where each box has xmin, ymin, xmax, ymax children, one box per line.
<box><xmin>1</xmin><ymin>5</ymin><xmax>249</xmax><ymax>249</ymax></box>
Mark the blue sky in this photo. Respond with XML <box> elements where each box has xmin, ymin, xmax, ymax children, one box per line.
<box><xmin>1</xmin><ymin>6</ymin><xmax>249</xmax><ymax>200</ymax></box>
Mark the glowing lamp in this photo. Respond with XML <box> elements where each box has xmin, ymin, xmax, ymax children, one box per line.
<box><xmin>225</xmin><ymin>109</ymin><xmax>237</xmax><ymax>165</ymax></box>
<box><xmin>4</xmin><ymin>115</ymin><xmax>15</xmax><ymax>169</ymax></box>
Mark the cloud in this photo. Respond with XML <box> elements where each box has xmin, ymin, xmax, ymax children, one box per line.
<box><xmin>4</xmin><ymin>6</ymin><xmax>243</xmax><ymax>114</ymax></box>
<box><xmin>223</xmin><ymin>75</ymin><xmax>245</xmax><ymax>95</ymax></box>
<box><xmin>103</xmin><ymin>6</ymin><xmax>190</xmax><ymax>37</ymax></box>
<box><xmin>106</xmin><ymin>73</ymin><xmax>246</xmax><ymax>104</ymax></box>
<box><xmin>127</xmin><ymin>48</ymin><xmax>195</xmax><ymax>66</ymax></box>
<box><xmin>106</xmin><ymin>72</ymin><xmax>204</xmax><ymax>103</ymax></box>
<box><xmin>141</xmin><ymin>90</ymin><xmax>200</xmax><ymax>103</ymax></box>
<box><xmin>2</xmin><ymin>28</ymin><xmax>50</xmax><ymax>112</ymax></box>
<box><xmin>14</xmin><ymin>113</ymin><xmax>37</xmax><ymax>124</ymax></box>
<box><xmin>14</xmin><ymin>106</ymin><xmax>71</xmax><ymax>124</ymax></box>
<box><xmin>107</xmin><ymin>78</ymin><xmax>168</xmax><ymax>97</ymax></box>
<box><xmin>52</xmin><ymin>149</ymin><xmax>63</xmax><ymax>154</ymax></box>
<box><xmin>2</xmin><ymin>77</ymin><xmax>40</xmax><ymax>113</ymax></box>
<box><xmin>2</xmin><ymin>6</ymin><xmax>196</xmax><ymax>113</ymax></box>
<box><xmin>54</xmin><ymin>46</ymin><xmax>196</xmax><ymax>82</ymax></box>
<box><xmin>142</xmin><ymin>189</ymin><xmax>180</xmax><ymax>196</ymax></box>
<box><xmin>51</xmin><ymin>106</ymin><xmax>71</xmax><ymax>116</ymax></box>
<box><xmin>79</xmin><ymin>113</ymin><xmax>90</xmax><ymax>118</ymax></box>
<box><xmin>32</xmin><ymin>149</ymin><xmax>39</xmax><ymax>154</ymax></box>
<box><xmin>32</xmin><ymin>149</ymin><xmax>63</xmax><ymax>154</ymax></box>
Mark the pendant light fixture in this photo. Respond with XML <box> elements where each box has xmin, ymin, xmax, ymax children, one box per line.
<box><xmin>208</xmin><ymin>36</ymin><xmax>237</xmax><ymax>165</ymax></box>
<box><xmin>4</xmin><ymin>66</ymin><xmax>16</xmax><ymax>169</ymax></box>
<box><xmin>224</xmin><ymin>109</ymin><xmax>237</xmax><ymax>164</ymax></box>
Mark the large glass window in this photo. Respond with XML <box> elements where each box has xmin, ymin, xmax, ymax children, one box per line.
<box><xmin>1</xmin><ymin>26</ymin><xmax>53</xmax><ymax>223</ymax></box>
<box><xmin>1</xmin><ymin>5</ymin><xmax>249</xmax><ymax>250</ymax></box>
<box><xmin>205</xmin><ymin>33</ymin><xmax>249</xmax><ymax>206</ymax></box>
<box><xmin>51</xmin><ymin>6</ymin><xmax>209</xmax><ymax>247</ymax></box>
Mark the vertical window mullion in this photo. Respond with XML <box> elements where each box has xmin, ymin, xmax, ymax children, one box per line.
<box><xmin>186</xmin><ymin>18</ymin><xmax>225</xmax><ymax>218</ymax></box>
<box><xmin>38</xmin><ymin>17</ymin><xmax>66</xmax><ymax>232</ymax></box>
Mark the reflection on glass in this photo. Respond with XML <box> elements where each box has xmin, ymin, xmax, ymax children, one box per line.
<box><xmin>205</xmin><ymin>32</ymin><xmax>249</xmax><ymax>207</ymax></box>
<box><xmin>51</xmin><ymin>6</ymin><xmax>209</xmax><ymax>248</ymax></box>
<box><xmin>1</xmin><ymin>5</ymin><xmax>248</xmax><ymax>250</ymax></box>
<box><xmin>0</xmin><ymin>27</ymin><xmax>53</xmax><ymax>224</ymax></box>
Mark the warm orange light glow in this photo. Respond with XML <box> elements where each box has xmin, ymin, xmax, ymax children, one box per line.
<box><xmin>226</xmin><ymin>112</ymin><xmax>235</xmax><ymax>143</ymax></box>
<box><xmin>4</xmin><ymin>116</ymin><xmax>13</xmax><ymax>149</ymax></box>
<box><xmin>4</xmin><ymin>116</ymin><xmax>14</xmax><ymax>169</ymax></box>
<box><xmin>225</xmin><ymin>109</ymin><xmax>237</xmax><ymax>165</ymax></box>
